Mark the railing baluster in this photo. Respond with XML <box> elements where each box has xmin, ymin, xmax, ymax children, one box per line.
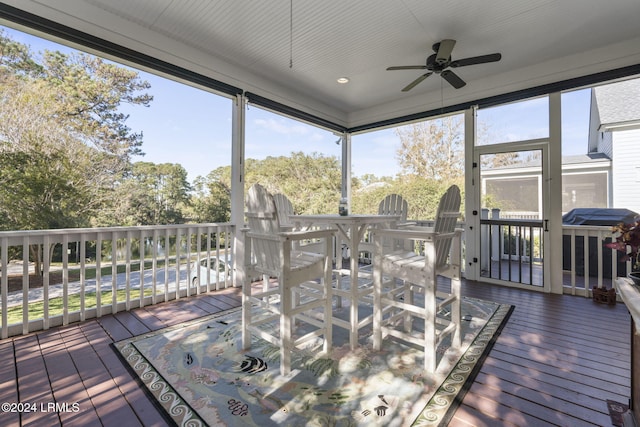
<box><xmin>111</xmin><ymin>231</ymin><xmax>118</xmax><ymax>313</ymax></box>
<box><xmin>62</xmin><ymin>234</ymin><xmax>69</xmax><ymax>326</ymax></box>
<box><xmin>570</xmin><ymin>228</ymin><xmax>577</xmax><ymax>294</ymax></box>
<box><xmin>96</xmin><ymin>233</ymin><xmax>102</xmax><ymax>317</ymax></box>
<box><xmin>583</xmin><ymin>232</ymin><xmax>590</xmax><ymax>291</ymax></box>
<box><xmin>80</xmin><ymin>233</ymin><xmax>86</xmax><ymax>322</ymax></box>
<box><xmin>186</xmin><ymin>227</ymin><xmax>193</xmax><ymax>297</ymax></box>
<box><xmin>125</xmin><ymin>230</ymin><xmax>132</xmax><ymax>311</ymax></box>
<box><xmin>164</xmin><ymin>228</ymin><xmax>170</xmax><ymax>300</ymax></box>
<box><xmin>43</xmin><ymin>235</ymin><xmax>50</xmax><ymax>330</ymax></box>
<box><xmin>206</xmin><ymin>227</ymin><xmax>212</xmax><ymax>292</ymax></box>
<box><xmin>22</xmin><ymin>236</ymin><xmax>29</xmax><ymax>335</ymax></box>
<box><xmin>1</xmin><ymin>237</ymin><xmax>8</xmax><ymax>339</ymax></box>
<box><xmin>596</xmin><ymin>229</ymin><xmax>604</xmax><ymax>289</ymax></box>
<box><xmin>139</xmin><ymin>229</ymin><xmax>145</xmax><ymax>307</ymax></box>
<box><xmin>215</xmin><ymin>228</ymin><xmax>221</xmax><ymax>290</ymax></box>
<box><xmin>152</xmin><ymin>229</ymin><xmax>158</xmax><ymax>305</ymax></box>
<box><xmin>176</xmin><ymin>228</ymin><xmax>181</xmax><ymax>299</ymax></box>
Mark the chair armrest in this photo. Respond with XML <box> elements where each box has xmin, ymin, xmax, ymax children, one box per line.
<box><xmin>373</xmin><ymin>227</ymin><xmax>462</xmax><ymax>241</ymax></box>
<box><xmin>246</xmin><ymin>228</ymin><xmax>336</xmax><ymax>242</ymax></box>
<box><xmin>396</xmin><ymin>221</ymin><xmax>417</xmax><ymax>228</ymax></box>
<box><xmin>280</xmin><ymin>228</ymin><xmax>337</xmax><ymax>241</ymax></box>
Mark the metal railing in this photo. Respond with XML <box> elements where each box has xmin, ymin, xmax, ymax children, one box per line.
<box><xmin>480</xmin><ymin>212</ymin><xmax>633</xmax><ymax>296</ymax></box>
<box><xmin>480</xmin><ymin>217</ymin><xmax>545</xmax><ymax>286</ymax></box>
<box><xmin>0</xmin><ymin>223</ymin><xmax>235</xmax><ymax>338</ymax></box>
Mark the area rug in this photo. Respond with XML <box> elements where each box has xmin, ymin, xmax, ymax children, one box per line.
<box><xmin>114</xmin><ymin>297</ymin><xmax>513</xmax><ymax>427</ymax></box>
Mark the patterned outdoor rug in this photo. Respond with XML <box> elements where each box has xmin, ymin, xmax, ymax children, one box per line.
<box><xmin>114</xmin><ymin>297</ymin><xmax>513</xmax><ymax>427</ymax></box>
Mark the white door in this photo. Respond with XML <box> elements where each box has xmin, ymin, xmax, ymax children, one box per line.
<box><xmin>473</xmin><ymin>140</ymin><xmax>551</xmax><ymax>291</ymax></box>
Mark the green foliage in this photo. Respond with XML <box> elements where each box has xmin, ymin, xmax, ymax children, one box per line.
<box><xmin>189</xmin><ymin>171</ymin><xmax>232</xmax><ymax>223</ymax></box>
<box><xmin>101</xmin><ymin>162</ymin><xmax>192</xmax><ymax>226</ymax></box>
<box><xmin>0</xmin><ymin>29</ymin><xmax>468</xmax><ymax>235</ymax></box>
<box><xmin>352</xmin><ymin>175</ymin><xmax>464</xmax><ymax>221</ymax></box>
<box><xmin>245</xmin><ymin>152</ymin><xmax>342</xmax><ymax>214</ymax></box>
<box><xmin>0</xmin><ymin>149</ymin><xmax>91</xmax><ymax>229</ymax></box>
<box><xmin>0</xmin><ymin>30</ymin><xmax>152</xmax><ymax>231</ymax></box>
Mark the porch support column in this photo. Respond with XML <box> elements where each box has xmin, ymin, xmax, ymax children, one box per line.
<box><xmin>231</xmin><ymin>93</ymin><xmax>246</xmax><ymax>287</ymax></box>
<box><xmin>341</xmin><ymin>132</ymin><xmax>351</xmax><ymax>208</ymax></box>
<box><xmin>548</xmin><ymin>92</ymin><xmax>563</xmax><ymax>294</ymax></box>
<box><xmin>464</xmin><ymin>106</ymin><xmax>479</xmax><ymax>281</ymax></box>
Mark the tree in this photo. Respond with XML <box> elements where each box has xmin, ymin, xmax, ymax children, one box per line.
<box><xmin>245</xmin><ymin>152</ymin><xmax>342</xmax><ymax>214</ymax></box>
<box><xmin>188</xmin><ymin>152</ymin><xmax>343</xmax><ymax>222</ymax></box>
<box><xmin>0</xmin><ymin>31</ymin><xmax>152</xmax><ymax>271</ymax></box>
<box><xmin>104</xmin><ymin>162</ymin><xmax>192</xmax><ymax>226</ymax></box>
<box><xmin>190</xmin><ymin>170</ymin><xmax>231</xmax><ymax>223</ymax></box>
<box><xmin>0</xmin><ymin>31</ymin><xmax>152</xmax><ymax>232</ymax></box>
<box><xmin>395</xmin><ymin>116</ymin><xmax>464</xmax><ymax>181</ymax></box>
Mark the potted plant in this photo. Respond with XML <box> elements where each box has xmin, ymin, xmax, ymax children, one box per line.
<box><xmin>604</xmin><ymin>219</ymin><xmax>640</xmax><ymax>286</ymax></box>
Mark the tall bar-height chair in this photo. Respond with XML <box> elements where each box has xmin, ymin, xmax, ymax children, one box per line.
<box><xmin>242</xmin><ymin>183</ymin><xmax>335</xmax><ymax>376</ymax></box>
<box><xmin>273</xmin><ymin>193</ymin><xmax>295</xmax><ymax>231</ymax></box>
<box><xmin>372</xmin><ymin>185</ymin><xmax>462</xmax><ymax>372</ymax></box>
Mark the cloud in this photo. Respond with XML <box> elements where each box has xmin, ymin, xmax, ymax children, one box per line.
<box><xmin>253</xmin><ymin>118</ymin><xmax>310</xmax><ymax>136</ymax></box>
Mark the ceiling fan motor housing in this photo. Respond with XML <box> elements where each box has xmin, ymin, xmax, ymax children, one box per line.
<box><xmin>427</xmin><ymin>54</ymin><xmax>448</xmax><ymax>73</ymax></box>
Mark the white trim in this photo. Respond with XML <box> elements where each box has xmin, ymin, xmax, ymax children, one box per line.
<box><xmin>464</xmin><ymin>107</ymin><xmax>478</xmax><ymax>280</ymax></box>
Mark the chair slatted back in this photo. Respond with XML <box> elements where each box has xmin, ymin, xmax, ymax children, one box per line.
<box><xmin>246</xmin><ymin>184</ymin><xmax>282</xmax><ymax>275</ymax></box>
<box><xmin>378</xmin><ymin>194</ymin><xmax>408</xmax><ymax>222</ymax></box>
<box><xmin>273</xmin><ymin>193</ymin><xmax>295</xmax><ymax>229</ymax></box>
<box><xmin>433</xmin><ymin>185</ymin><xmax>461</xmax><ymax>268</ymax></box>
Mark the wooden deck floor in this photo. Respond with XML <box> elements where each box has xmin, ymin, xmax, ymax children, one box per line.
<box><xmin>0</xmin><ymin>281</ymin><xmax>631</xmax><ymax>426</ymax></box>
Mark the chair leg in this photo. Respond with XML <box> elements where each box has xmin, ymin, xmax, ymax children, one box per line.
<box><xmin>372</xmin><ymin>251</ymin><xmax>382</xmax><ymax>351</ymax></box>
<box><xmin>403</xmin><ymin>280</ymin><xmax>412</xmax><ymax>332</ymax></box>
<box><xmin>450</xmin><ymin>274</ymin><xmax>462</xmax><ymax>349</ymax></box>
<box><xmin>280</xmin><ymin>281</ymin><xmax>292</xmax><ymax>376</ymax></box>
<box><xmin>423</xmin><ymin>274</ymin><xmax>437</xmax><ymax>372</ymax></box>
<box><xmin>242</xmin><ymin>280</ymin><xmax>252</xmax><ymax>350</ymax></box>
<box><xmin>323</xmin><ymin>254</ymin><xmax>333</xmax><ymax>354</ymax></box>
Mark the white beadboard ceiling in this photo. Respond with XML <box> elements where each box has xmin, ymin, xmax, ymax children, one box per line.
<box><xmin>2</xmin><ymin>0</ymin><xmax>640</xmax><ymax>129</ymax></box>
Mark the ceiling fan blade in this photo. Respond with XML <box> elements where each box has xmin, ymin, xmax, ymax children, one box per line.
<box><xmin>387</xmin><ymin>65</ymin><xmax>428</xmax><ymax>71</ymax></box>
<box><xmin>450</xmin><ymin>53</ymin><xmax>502</xmax><ymax>68</ymax></box>
<box><xmin>441</xmin><ymin>70</ymin><xmax>466</xmax><ymax>89</ymax></box>
<box><xmin>436</xmin><ymin>39</ymin><xmax>456</xmax><ymax>64</ymax></box>
<box><xmin>401</xmin><ymin>72</ymin><xmax>432</xmax><ymax>92</ymax></box>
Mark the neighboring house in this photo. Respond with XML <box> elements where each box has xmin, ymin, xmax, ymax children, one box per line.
<box><xmin>589</xmin><ymin>78</ymin><xmax>640</xmax><ymax>214</ymax></box>
<box><xmin>481</xmin><ymin>152</ymin><xmax>611</xmax><ymax>218</ymax></box>
<box><xmin>482</xmin><ymin>77</ymin><xmax>640</xmax><ymax>217</ymax></box>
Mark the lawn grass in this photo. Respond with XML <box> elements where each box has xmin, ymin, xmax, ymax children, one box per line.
<box><xmin>2</xmin><ymin>288</ymin><xmax>156</xmax><ymax>325</ymax></box>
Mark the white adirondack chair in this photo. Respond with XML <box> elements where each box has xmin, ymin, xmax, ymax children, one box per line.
<box><xmin>378</xmin><ymin>193</ymin><xmax>409</xmax><ymax>223</ymax></box>
<box><xmin>273</xmin><ymin>193</ymin><xmax>295</xmax><ymax>231</ymax></box>
<box><xmin>360</xmin><ymin>194</ymin><xmax>414</xmax><ymax>264</ymax></box>
<box><xmin>372</xmin><ymin>185</ymin><xmax>462</xmax><ymax>372</ymax></box>
<box><xmin>242</xmin><ymin>183</ymin><xmax>335</xmax><ymax>376</ymax></box>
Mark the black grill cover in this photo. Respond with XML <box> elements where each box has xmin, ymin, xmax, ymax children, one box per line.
<box><xmin>562</xmin><ymin>208</ymin><xmax>639</xmax><ymax>226</ymax></box>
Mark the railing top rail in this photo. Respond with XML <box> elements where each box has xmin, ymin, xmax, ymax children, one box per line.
<box><xmin>561</xmin><ymin>224</ymin><xmax>615</xmax><ymax>231</ymax></box>
<box><xmin>480</xmin><ymin>218</ymin><xmax>543</xmax><ymax>227</ymax></box>
<box><xmin>0</xmin><ymin>223</ymin><xmax>234</xmax><ymax>238</ymax></box>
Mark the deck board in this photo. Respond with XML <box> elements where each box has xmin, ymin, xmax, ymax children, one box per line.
<box><xmin>0</xmin><ymin>282</ymin><xmax>631</xmax><ymax>426</ymax></box>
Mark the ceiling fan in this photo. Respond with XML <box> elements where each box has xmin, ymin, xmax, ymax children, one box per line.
<box><xmin>387</xmin><ymin>39</ymin><xmax>502</xmax><ymax>91</ymax></box>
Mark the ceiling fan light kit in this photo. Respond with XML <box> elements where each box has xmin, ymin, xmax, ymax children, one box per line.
<box><xmin>387</xmin><ymin>39</ymin><xmax>502</xmax><ymax>91</ymax></box>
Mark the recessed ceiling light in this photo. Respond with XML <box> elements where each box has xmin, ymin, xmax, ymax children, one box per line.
<box><xmin>337</xmin><ymin>77</ymin><xmax>350</xmax><ymax>84</ymax></box>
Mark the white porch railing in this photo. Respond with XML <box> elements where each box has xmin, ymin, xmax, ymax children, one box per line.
<box><xmin>1</xmin><ymin>220</ymin><xmax>632</xmax><ymax>338</ymax></box>
<box><xmin>0</xmin><ymin>223</ymin><xmax>235</xmax><ymax>338</ymax></box>
<box><xmin>562</xmin><ymin>224</ymin><xmax>634</xmax><ymax>296</ymax></box>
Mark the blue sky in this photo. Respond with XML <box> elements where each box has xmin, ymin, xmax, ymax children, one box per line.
<box><xmin>3</xmin><ymin>25</ymin><xmax>590</xmax><ymax>183</ymax></box>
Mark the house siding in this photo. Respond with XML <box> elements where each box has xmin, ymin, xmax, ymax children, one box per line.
<box><xmin>612</xmin><ymin>129</ymin><xmax>640</xmax><ymax>214</ymax></box>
